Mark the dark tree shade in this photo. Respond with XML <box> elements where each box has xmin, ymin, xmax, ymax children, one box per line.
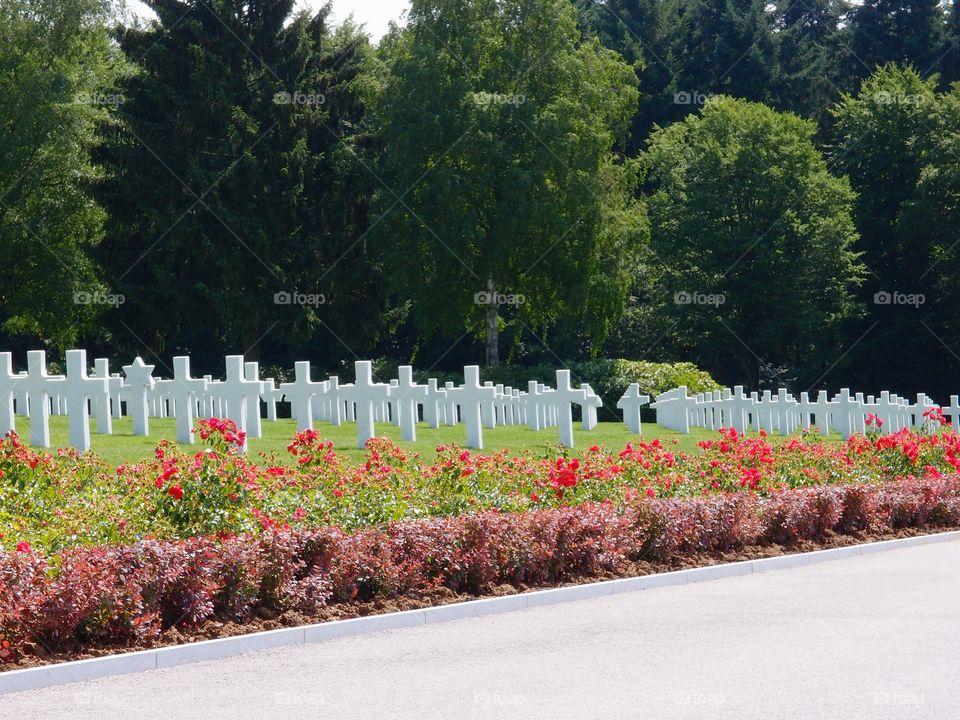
<box><xmin>94</xmin><ymin>0</ymin><xmax>387</xmax><ymax>367</ymax></box>
<box><xmin>850</xmin><ymin>0</ymin><xmax>946</xmax><ymax>78</ymax></box>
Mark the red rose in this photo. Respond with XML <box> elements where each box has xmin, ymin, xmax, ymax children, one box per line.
<box><xmin>168</xmin><ymin>485</ymin><xmax>184</xmax><ymax>500</ymax></box>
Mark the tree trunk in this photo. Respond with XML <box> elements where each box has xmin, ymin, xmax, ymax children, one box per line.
<box><xmin>485</xmin><ymin>276</ymin><xmax>499</xmax><ymax>366</ymax></box>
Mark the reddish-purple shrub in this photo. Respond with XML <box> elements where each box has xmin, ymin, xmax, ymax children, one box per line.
<box><xmin>876</xmin><ymin>477</ymin><xmax>960</xmax><ymax>529</ymax></box>
<box><xmin>835</xmin><ymin>486</ymin><xmax>878</xmax><ymax>533</ymax></box>
<box><xmin>759</xmin><ymin>488</ymin><xmax>843</xmax><ymax>545</ymax></box>
<box><xmin>670</xmin><ymin>494</ymin><xmax>758</xmax><ymax>552</ymax></box>
<box><xmin>3</xmin><ymin>476</ymin><xmax>960</xmax><ymax>666</ymax></box>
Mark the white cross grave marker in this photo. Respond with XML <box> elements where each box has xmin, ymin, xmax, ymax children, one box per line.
<box><xmin>219</xmin><ymin>355</ymin><xmax>262</xmax><ymax>451</ymax></box>
<box><xmin>243</xmin><ymin>361</ymin><xmax>266</xmax><ymax>439</ymax></box>
<box><xmin>91</xmin><ymin>358</ymin><xmax>123</xmax><ymax>435</ymax></box>
<box><xmin>0</xmin><ymin>353</ymin><xmax>27</xmax><ymax>436</ymax></box>
<box><xmin>523</xmin><ymin>381</ymin><xmax>541</xmax><ymax>431</ymax></box>
<box><xmin>446</xmin><ymin>366</ymin><xmax>496</xmax><ymax>449</ymax></box>
<box><xmin>727</xmin><ymin>386</ymin><xmax>753</xmax><ymax>433</ymax></box>
<box><xmin>64</xmin><ymin>349</ymin><xmax>108</xmax><ymax>453</ymax></box>
<box><xmin>423</xmin><ymin>378</ymin><xmax>446</xmax><ymax>429</ymax></box>
<box><xmin>581</xmin><ymin>383</ymin><xmax>602</xmax><ymax>431</ymax></box>
<box><xmin>24</xmin><ymin>350</ymin><xmax>65</xmax><ymax>447</ymax></box>
<box><xmin>946</xmin><ymin>395</ymin><xmax>960</xmax><ymax>433</ymax></box>
<box><xmin>394</xmin><ymin>366</ymin><xmax>428</xmax><ymax>442</ymax></box>
<box><xmin>552</xmin><ymin>369</ymin><xmax>587</xmax><ymax>448</ymax></box>
<box><xmin>171</xmin><ymin>356</ymin><xmax>208</xmax><ymax>444</ymax></box>
<box><xmin>262</xmin><ymin>379</ymin><xmax>283</xmax><ymax>422</ymax></box>
<box><xmin>279</xmin><ymin>362</ymin><xmax>322</xmax><ymax>431</ymax></box>
<box><xmin>122</xmin><ymin>357</ymin><xmax>155</xmax><ymax>437</ymax></box>
<box><xmin>617</xmin><ymin>383</ymin><xmax>650</xmax><ymax>435</ymax></box>
<box><xmin>340</xmin><ymin>361</ymin><xmax>391</xmax><ymax>449</ymax></box>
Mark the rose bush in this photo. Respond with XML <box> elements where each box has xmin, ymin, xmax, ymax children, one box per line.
<box><xmin>3</xmin><ymin>412</ymin><xmax>960</xmax><ymax>554</ymax></box>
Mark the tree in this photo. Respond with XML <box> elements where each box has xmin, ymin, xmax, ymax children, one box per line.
<box><xmin>373</xmin><ymin>0</ymin><xmax>647</xmax><ymax>366</ymax></box>
<box><xmin>0</xmin><ymin>0</ymin><xmax>124</xmax><ymax>349</ymax></box>
<box><xmin>943</xmin><ymin>0</ymin><xmax>960</xmax><ymax>84</ymax></box>
<box><xmin>831</xmin><ymin>65</ymin><xmax>960</xmax><ymax>396</ymax></box>
<box><xmin>573</xmin><ymin>0</ymin><xmax>669</xmax><ymax>154</ymax></box>
<box><xmin>851</xmin><ymin>0</ymin><xmax>946</xmax><ymax>79</ymax></box>
<box><xmin>773</xmin><ymin>0</ymin><xmax>853</xmax><ymax>129</ymax></box>
<box><xmin>643</xmin><ymin>96</ymin><xmax>863</xmax><ymax>389</ymax></box>
<box><xmin>96</xmin><ymin>0</ymin><xmax>386</xmax><ymax>367</ymax></box>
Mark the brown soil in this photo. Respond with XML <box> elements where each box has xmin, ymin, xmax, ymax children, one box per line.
<box><xmin>3</xmin><ymin>526</ymin><xmax>953</xmax><ymax>672</ymax></box>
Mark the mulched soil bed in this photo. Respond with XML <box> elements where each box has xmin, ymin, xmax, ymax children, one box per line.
<box><xmin>5</xmin><ymin>526</ymin><xmax>952</xmax><ymax>671</ymax></box>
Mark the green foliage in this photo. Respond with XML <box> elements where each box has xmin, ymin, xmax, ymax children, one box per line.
<box><xmin>372</xmin><ymin>0</ymin><xmax>647</xmax><ymax>362</ymax></box>
<box><xmin>642</xmin><ymin>96</ymin><xmax>864</xmax><ymax>388</ymax></box>
<box><xmin>851</xmin><ymin>0</ymin><xmax>946</xmax><ymax>79</ymax></box>
<box><xmin>578</xmin><ymin>0</ymin><xmax>803</xmax><ymax>146</ymax></box>
<box><xmin>0</xmin><ymin>0</ymin><xmax>126</xmax><ymax>347</ymax></box>
<box><xmin>774</xmin><ymin>0</ymin><xmax>854</xmax><ymax>130</ymax></box>
<box><xmin>831</xmin><ymin>66</ymin><xmax>960</xmax><ymax>397</ymax></box>
<box><xmin>95</xmin><ymin>1</ymin><xmax>387</xmax><ymax>364</ymax></box>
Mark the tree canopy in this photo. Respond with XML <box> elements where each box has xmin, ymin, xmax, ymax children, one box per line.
<box><xmin>643</xmin><ymin>97</ymin><xmax>863</xmax><ymax>389</ymax></box>
<box><xmin>0</xmin><ymin>0</ymin><xmax>124</xmax><ymax>348</ymax></box>
<box><xmin>95</xmin><ymin>0</ymin><xmax>386</xmax><ymax>366</ymax></box>
<box><xmin>372</xmin><ymin>0</ymin><xmax>647</xmax><ymax>365</ymax></box>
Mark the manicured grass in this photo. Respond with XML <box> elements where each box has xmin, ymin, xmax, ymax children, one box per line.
<box><xmin>8</xmin><ymin>414</ymin><xmax>845</xmax><ymax>466</ymax></box>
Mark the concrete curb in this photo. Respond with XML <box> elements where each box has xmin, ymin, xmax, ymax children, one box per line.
<box><xmin>2</xmin><ymin>529</ymin><xmax>957</xmax><ymax>695</ymax></box>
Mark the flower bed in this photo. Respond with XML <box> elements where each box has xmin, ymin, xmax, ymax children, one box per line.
<box><xmin>2</xmin><ymin>476</ymin><xmax>960</xmax><ymax>667</ymax></box>
<box><xmin>3</xmin><ymin>413</ymin><xmax>960</xmax><ymax>667</ymax></box>
<box><xmin>2</xmin><ymin>415</ymin><xmax>960</xmax><ymax>554</ymax></box>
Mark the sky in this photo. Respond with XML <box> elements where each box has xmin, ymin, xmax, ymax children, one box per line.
<box><xmin>127</xmin><ymin>0</ymin><xmax>410</xmax><ymax>41</ymax></box>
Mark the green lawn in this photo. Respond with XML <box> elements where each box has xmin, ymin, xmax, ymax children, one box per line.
<box><xmin>6</xmin><ymin>415</ymin><xmax>845</xmax><ymax>466</ymax></box>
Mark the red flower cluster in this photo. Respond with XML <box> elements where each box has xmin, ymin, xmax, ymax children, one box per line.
<box><xmin>549</xmin><ymin>458</ymin><xmax>580</xmax><ymax>494</ymax></box>
<box><xmin>923</xmin><ymin>406</ymin><xmax>949</xmax><ymax>427</ymax></box>
<box><xmin>865</xmin><ymin>413</ymin><xmax>883</xmax><ymax>429</ymax></box>
<box><xmin>194</xmin><ymin>418</ymin><xmax>246</xmax><ymax>450</ymax></box>
<box><xmin>287</xmin><ymin>429</ymin><xmax>336</xmax><ymax>467</ymax></box>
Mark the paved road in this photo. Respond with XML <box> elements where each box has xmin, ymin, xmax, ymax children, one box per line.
<box><xmin>4</xmin><ymin>540</ymin><xmax>960</xmax><ymax>720</ymax></box>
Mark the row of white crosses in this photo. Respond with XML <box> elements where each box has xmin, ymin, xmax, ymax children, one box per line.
<box><xmin>280</xmin><ymin>362</ymin><xmax>603</xmax><ymax>449</ymax></box>
<box><xmin>645</xmin><ymin>385</ymin><xmax>953</xmax><ymax>439</ymax></box>
<box><xmin>0</xmin><ymin>351</ymin><xmax>279</xmax><ymax>454</ymax></box>
<box><xmin>2</xmin><ymin>351</ymin><xmax>607</xmax><ymax>453</ymax></box>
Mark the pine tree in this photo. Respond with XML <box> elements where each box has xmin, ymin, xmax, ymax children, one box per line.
<box><xmin>95</xmin><ymin>0</ymin><xmax>385</xmax><ymax>366</ymax></box>
<box><xmin>851</xmin><ymin>0</ymin><xmax>947</xmax><ymax>78</ymax></box>
<box><xmin>774</xmin><ymin>0</ymin><xmax>852</xmax><ymax>128</ymax></box>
